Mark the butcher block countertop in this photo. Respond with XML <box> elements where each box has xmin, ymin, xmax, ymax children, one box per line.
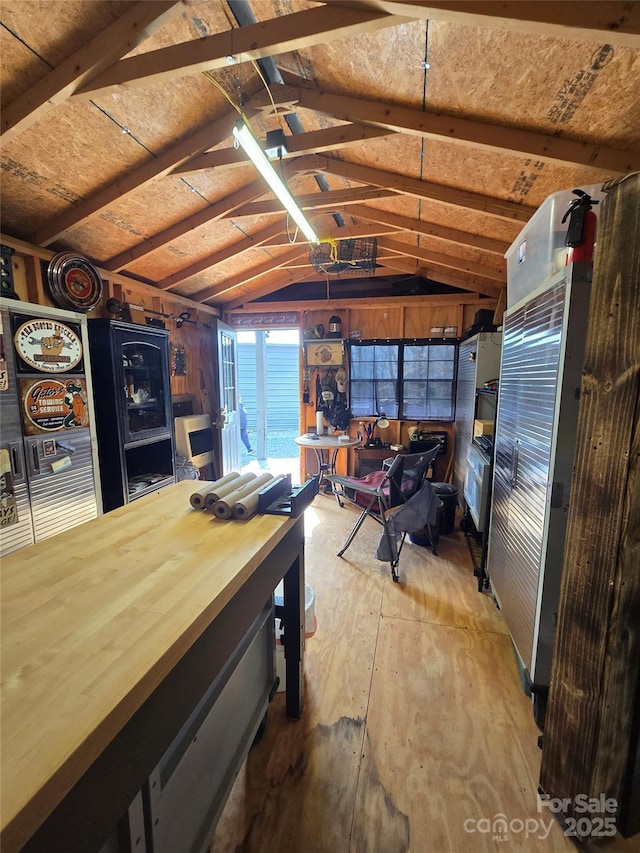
<box><xmin>0</xmin><ymin>481</ymin><xmax>295</xmax><ymax>852</ymax></box>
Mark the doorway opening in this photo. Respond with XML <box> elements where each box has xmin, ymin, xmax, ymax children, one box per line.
<box><xmin>237</xmin><ymin>329</ymin><xmax>301</xmax><ymax>478</ymax></box>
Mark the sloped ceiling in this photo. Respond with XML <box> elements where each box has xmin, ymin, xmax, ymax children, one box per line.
<box><xmin>1</xmin><ymin>0</ymin><xmax>639</xmax><ymax>309</ymax></box>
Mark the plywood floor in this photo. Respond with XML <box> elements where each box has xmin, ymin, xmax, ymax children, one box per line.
<box><xmin>210</xmin><ymin>495</ymin><xmax>637</xmax><ymax>853</ymax></box>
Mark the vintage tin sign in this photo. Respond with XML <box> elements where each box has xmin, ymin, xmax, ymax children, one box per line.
<box><xmin>20</xmin><ymin>377</ymin><xmax>90</xmax><ymax>433</ymax></box>
<box><xmin>13</xmin><ymin>318</ymin><xmax>82</xmax><ymax>373</ymax></box>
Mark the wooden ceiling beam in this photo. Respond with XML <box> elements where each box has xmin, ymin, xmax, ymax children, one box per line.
<box><xmin>31</xmin><ymin>108</ymin><xmax>241</xmax><ymax>247</ymax></box>
<box><xmin>347</xmin><ymin>204</ymin><xmax>510</xmax><ymax>255</ymax></box>
<box><xmin>195</xmin><ymin>246</ymin><xmax>309</xmax><ymax>303</ymax></box>
<box><xmin>296</xmin><ymin>154</ymin><xmax>534</xmax><ymax>222</ymax></box>
<box><xmin>268</xmin><ymin>80</ymin><xmax>639</xmax><ymax>174</ymax></box>
<box><xmin>226</xmin><ymin>186</ymin><xmax>399</xmax><ymax>219</ymax></box>
<box><xmin>155</xmin><ymin>220</ymin><xmax>287</xmax><ymax>290</ymax></box>
<box><xmin>264</xmin><ymin>224</ymin><xmax>400</xmax><ymax>248</ymax></box>
<box><xmin>280</xmin><ymin>250</ymin><xmax>398</xmax><ymax>270</ymax></box>
<box><xmin>378</xmin><ymin>257</ymin><xmax>503</xmax><ymax>297</ymax></box>
<box><xmin>1</xmin><ymin>2</ymin><xmax>182</xmax><ymax>144</ymax></box>
<box><xmin>225</xmin><ymin>268</ymin><xmax>319</xmax><ymax>310</ymax></box>
<box><xmin>104</xmin><ymin>175</ymin><xmax>284</xmax><ymax>272</ymax></box>
<box><xmin>334</xmin><ymin>2</ymin><xmax>640</xmax><ymax>47</ymax></box>
<box><xmin>172</xmin><ymin>124</ymin><xmax>393</xmax><ymax>176</ymax></box>
<box><xmin>229</xmin><ymin>292</ymin><xmax>493</xmax><ymax>314</ymax></box>
<box><xmin>72</xmin><ymin>7</ymin><xmax>413</xmax><ymax>99</ymax></box>
<box><xmin>29</xmin><ymin>85</ymin><xmax>298</xmax><ymax>247</ymax></box>
<box><xmin>379</xmin><ymin>237</ymin><xmax>506</xmax><ymax>281</ymax></box>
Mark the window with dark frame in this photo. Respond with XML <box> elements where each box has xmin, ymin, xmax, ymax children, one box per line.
<box><xmin>348</xmin><ymin>340</ymin><xmax>458</xmax><ymax>421</ymax></box>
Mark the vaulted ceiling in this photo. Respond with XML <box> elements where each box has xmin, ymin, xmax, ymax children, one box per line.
<box><xmin>1</xmin><ymin>1</ymin><xmax>639</xmax><ymax>309</ymax></box>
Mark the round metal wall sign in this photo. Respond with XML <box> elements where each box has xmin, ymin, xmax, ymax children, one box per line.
<box><xmin>14</xmin><ymin>318</ymin><xmax>83</xmax><ymax>372</ymax></box>
<box><xmin>47</xmin><ymin>252</ymin><xmax>103</xmax><ymax>312</ymax></box>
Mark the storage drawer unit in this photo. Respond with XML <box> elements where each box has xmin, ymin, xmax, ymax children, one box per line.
<box><xmin>464</xmin><ymin>443</ymin><xmax>491</xmax><ymax>533</ymax></box>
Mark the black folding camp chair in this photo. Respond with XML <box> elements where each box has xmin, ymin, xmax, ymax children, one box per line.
<box><xmin>325</xmin><ymin>446</ymin><xmax>441</xmax><ymax>582</ymax></box>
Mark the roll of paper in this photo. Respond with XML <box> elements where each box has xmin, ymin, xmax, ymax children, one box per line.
<box><xmin>204</xmin><ymin>472</ymin><xmax>255</xmax><ymax>509</ymax></box>
<box><xmin>232</xmin><ymin>477</ymin><xmax>279</xmax><ymax>519</ymax></box>
<box><xmin>190</xmin><ymin>472</ymin><xmax>239</xmax><ymax>508</ymax></box>
<box><xmin>213</xmin><ymin>473</ymin><xmax>273</xmax><ymax>519</ymax></box>
<box><xmin>316</xmin><ymin>410</ymin><xmax>324</xmax><ymax>435</ymax></box>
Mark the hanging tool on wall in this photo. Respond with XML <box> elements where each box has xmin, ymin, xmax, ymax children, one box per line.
<box><xmin>335</xmin><ymin>366</ymin><xmax>347</xmax><ymax>407</ymax></box>
<box><xmin>320</xmin><ymin>369</ymin><xmax>337</xmax><ymax>418</ymax></box>
<box><xmin>303</xmin><ymin>368</ymin><xmax>310</xmax><ymax>404</ymax></box>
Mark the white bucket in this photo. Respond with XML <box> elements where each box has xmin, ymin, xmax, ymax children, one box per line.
<box><xmin>274</xmin><ymin>582</ymin><xmax>316</xmax><ymax>692</ymax></box>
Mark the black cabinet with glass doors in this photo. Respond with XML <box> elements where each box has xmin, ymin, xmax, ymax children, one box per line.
<box><xmin>88</xmin><ymin>319</ymin><xmax>175</xmax><ymax>512</ymax></box>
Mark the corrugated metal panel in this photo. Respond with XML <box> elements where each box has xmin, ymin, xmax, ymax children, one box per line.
<box><xmin>453</xmin><ymin>338</ymin><xmax>478</xmax><ymax>508</ymax></box>
<box><xmin>488</xmin><ymin>280</ymin><xmax>566</xmax><ymax>674</ymax></box>
<box><xmin>0</xmin><ymin>307</ymin><xmax>36</xmax><ymax>555</ymax></box>
<box><xmin>26</xmin><ymin>431</ymin><xmax>98</xmax><ymax>541</ymax></box>
<box><xmin>0</xmin><ymin>476</ymin><xmax>35</xmax><ymax>556</ymax></box>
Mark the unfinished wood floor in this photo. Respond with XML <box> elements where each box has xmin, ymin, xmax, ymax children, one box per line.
<box><xmin>210</xmin><ymin>495</ymin><xmax>637</xmax><ymax>853</ymax></box>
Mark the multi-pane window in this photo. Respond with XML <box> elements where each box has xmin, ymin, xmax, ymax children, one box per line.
<box><xmin>349</xmin><ymin>340</ymin><xmax>457</xmax><ymax>421</ymax></box>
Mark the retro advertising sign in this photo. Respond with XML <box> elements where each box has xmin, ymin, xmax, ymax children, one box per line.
<box><xmin>13</xmin><ymin>318</ymin><xmax>83</xmax><ymax>373</ymax></box>
<box><xmin>20</xmin><ymin>378</ymin><xmax>90</xmax><ymax>434</ymax></box>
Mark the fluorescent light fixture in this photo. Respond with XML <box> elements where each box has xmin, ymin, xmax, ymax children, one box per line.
<box><xmin>233</xmin><ymin>121</ymin><xmax>319</xmax><ymax>244</ymax></box>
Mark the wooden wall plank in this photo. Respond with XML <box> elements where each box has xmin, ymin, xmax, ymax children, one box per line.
<box><xmin>539</xmin><ymin>172</ymin><xmax>640</xmax><ymax>838</ymax></box>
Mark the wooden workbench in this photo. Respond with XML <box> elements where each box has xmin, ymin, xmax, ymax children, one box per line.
<box><xmin>0</xmin><ymin>481</ymin><xmax>305</xmax><ymax>852</ymax></box>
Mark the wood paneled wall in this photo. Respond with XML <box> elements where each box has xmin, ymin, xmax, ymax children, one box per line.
<box><xmin>539</xmin><ymin>172</ymin><xmax>640</xmax><ymax>838</ymax></box>
<box><xmin>3</xmin><ymin>234</ymin><xmax>498</xmax><ymax>482</ymax></box>
<box><xmin>1</xmin><ymin>234</ymin><xmax>221</xmax><ymax>420</ymax></box>
<box><xmin>226</xmin><ymin>293</ymin><xmax>498</xmax><ymax>479</ymax></box>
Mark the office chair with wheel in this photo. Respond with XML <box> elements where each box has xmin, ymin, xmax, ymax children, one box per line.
<box><xmin>325</xmin><ymin>446</ymin><xmax>442</xmax><ymax>582</ymax></box>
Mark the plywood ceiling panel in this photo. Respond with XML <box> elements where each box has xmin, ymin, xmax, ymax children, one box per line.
<box><xmin>1</xmin><ymin>0</ymin><xmax>638</xmax><ymax>307</ymax></box>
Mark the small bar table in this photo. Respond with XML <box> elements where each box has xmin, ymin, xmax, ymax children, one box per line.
<box><xmin>295</xmin><ymin>433</ymin><xmax>360</xmax><ymax>498</ymax></box>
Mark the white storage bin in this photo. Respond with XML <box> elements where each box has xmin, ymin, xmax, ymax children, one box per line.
<box><xmin>505</xmin><ymin>184</ymin><xmax>605</xmax><ymax>307</ymax></box>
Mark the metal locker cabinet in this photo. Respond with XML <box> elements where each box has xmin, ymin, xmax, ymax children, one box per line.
<box><xmin>0</xmin><ymin>306</ymin><xmax>35</xmax><ymax>555</ymax></box>
<box><xmin>453</xmin><ymin>332</ymin><xmax>502</xmax><ymax>515</ymax></box>
<box><xmin>487</xmin><ymin>263</ymin><xmax>593</xmax><ymax>701</ymax></box>
<box><xmin>0</xmin><ymin>299</ymin><xmax>101</xmax><ymax>556</ymax></box>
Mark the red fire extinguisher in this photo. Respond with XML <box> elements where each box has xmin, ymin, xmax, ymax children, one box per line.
<box><xmin>562</xmin><ymin>189</ymin><xmax>599</xmax><ymax>264</ymax></box>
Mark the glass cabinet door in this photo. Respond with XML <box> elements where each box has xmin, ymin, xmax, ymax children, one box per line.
<box><xmin>115</xmin><ymin>330</ymin><xmax>170</xmax><ymax>443</ymax></box>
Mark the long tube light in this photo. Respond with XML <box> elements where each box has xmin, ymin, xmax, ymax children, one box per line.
<box><xmin>233</xmin><ymin>121</ymin><xmax>319</xmax><ymax>244</ymax></box>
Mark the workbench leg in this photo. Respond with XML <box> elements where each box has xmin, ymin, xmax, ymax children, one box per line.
<box><xmin>283</xmin><ymin>545</ymin><xmax>305</xmax><ymax>720</ymax></box>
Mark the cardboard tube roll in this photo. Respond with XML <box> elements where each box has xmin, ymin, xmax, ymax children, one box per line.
<box><xmin>213</xmin><ymin>473</ymin><xmax>273</xmax><ymax>519</ymax></box>
<box><xmin>190</xmin><ymin>473</ymin><xmax>239</xmax><ymax>508</ymax></box>
<box><xmin>232</xmin><ymin>482</ymin><xmax>269</xmax><ymax>519</ymax></box>
<box><xmin>232</xmin><ymin>475</ymin><xmax>289</xmax><ymax>519</ymax></box>
<box><xmin>204</xmin><ymin>472</ymin><xmax>255</xmax><ymax>509</ymax></box>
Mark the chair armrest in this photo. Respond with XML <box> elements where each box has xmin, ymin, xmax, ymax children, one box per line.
<box><xmin>325</xmin><ymin>474</ymin><xmax>383</xmax><ymax>497</ymax></box>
